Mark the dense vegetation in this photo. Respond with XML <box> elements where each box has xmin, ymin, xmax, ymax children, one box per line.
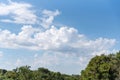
<box><xmin>0</xmin><ymin>66</ymin><xmax>80</xmax><ymax>80</ymax></box>
<box><xmin>81</xmin><ymin>51</ymin><xmax>120</xmax><ymax>80</ymax></box>
<box><xmin>1</xmin><ymin>51</ymin><xmax>120</xmax><ymax>80</ymax></box>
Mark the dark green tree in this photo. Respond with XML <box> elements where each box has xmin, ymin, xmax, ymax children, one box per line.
<box><xmin>81</xmin><ymin>54</ymin><xmax>118</xmax><ymax>80</ymax></box>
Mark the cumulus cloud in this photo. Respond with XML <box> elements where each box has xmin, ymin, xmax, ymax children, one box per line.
<box><xmin>0</xmin><ymin>25</ymin><xmax>116</xmax><ymax>56</ymax></box>
<box><xmin>40</xmin><ymin>10</ymin><xmax>60</xmax><ymax>29</ymax></box>
<box><xmin>0</xmin><ymin>0</ymin><xmax>37</xmax><ymax>24</ymax></box>
<box><xmin>0</xmin><ymin>1</ymin><xmax>116</xmax><ymax>55</ymax></box>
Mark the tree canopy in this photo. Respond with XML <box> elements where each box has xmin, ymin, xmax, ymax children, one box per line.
<box><xmin>81</xmin><ymin>51</ymin><xmax>120</xmax><ymax>80</ymax></box>
<box><xmin>0</xmin><ymin>66</ymin><xmax>80</xmax><ymax>80</ymax></box>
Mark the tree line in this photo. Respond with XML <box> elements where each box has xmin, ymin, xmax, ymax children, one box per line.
<box><xmin>0</xmin><ymin>51</ymin><xmax>120</xmax><ymax>80</ymax></box>
<box><xmin>0</xmin><ymin>66</ymin><xmax>80</xmax><ymax>80</ymax></box>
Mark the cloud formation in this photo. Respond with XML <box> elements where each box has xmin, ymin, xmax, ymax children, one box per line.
<box><xmin>40</xmin><ymin>10</ymin><xmax>60</xmax><ymax>29</ymax></box>
<box><xmin>0</xmin><ymin>0</ymin><xmax>60</xmax><ymax>27</ymax></box>
<box><xmin>0</xmin><ymin>25</ymin><xmax>116</xmax><ymax>56</ymax></box>
<box><xmin>0</xmin><ymin>1</ymin><xmax>37</xmax><ymax>24</ymax></box>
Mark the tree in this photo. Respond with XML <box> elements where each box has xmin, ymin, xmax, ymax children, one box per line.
<box><xmin>17</xmin><ymin>66</ymin><xmax>32</xmax><ymax>80</ymax></box>
<box><xmin>81</xmin><ymin>54</ymin><xmax>117</xmax><ymax>80</ymax></box>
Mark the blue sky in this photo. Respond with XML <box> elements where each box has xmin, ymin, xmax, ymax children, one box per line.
<box><xmin>0</xmin><ymin>0</ymin><xmax>119</xmax><ymax>74</ymax></box>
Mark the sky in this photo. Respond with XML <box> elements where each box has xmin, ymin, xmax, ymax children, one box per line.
<box><xmin>0</xmin><ymin>0</ymin><xmax>120</xmax><ymax>74</ymax></box>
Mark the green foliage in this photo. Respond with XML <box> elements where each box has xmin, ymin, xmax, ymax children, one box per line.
<box><xmin>0</xmin><ymin>66</ymin><xmax>80</xmax><ymax>80</ymax></box>
<box><xmin>81</xmin><ymin>52</ymin><xmax>120</xmax><ymax>80</ymax></box>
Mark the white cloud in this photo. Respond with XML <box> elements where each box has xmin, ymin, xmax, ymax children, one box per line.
<box><xmin>0</xmin><ymin>1</ymin><xmax>37</xmax><ymax>24</ymax></box>
<box><xmin>0</xmin><ymin>25</ymin><xmax>116</xmax><ymax>56</ymax></box>
<box><xmin>40</xmin><ymin>10</ymin><xmax>60</xmax><ymax>29</ymax></box>
<box><xmin>0</xmin><ymin>1</ymin><xmax>116</xmax><ymax>55</ymax></box>
<box><xmin>0</xmin><ymin>1</ymin><xmax>60</xmax><ymax>28</ymax></box>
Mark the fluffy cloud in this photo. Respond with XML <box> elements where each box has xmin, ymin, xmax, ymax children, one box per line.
<box><xmin>40</xmin><ymin>10</ymin><xmax>60</xmax><ymax>29</ymax></box>
<box><xmin>0</xmin><ymin>1</ymin><xmax>116</xmax><ymax>55</ymax></box>
<box><xmin>0</xmin><ymin>25</ymin><xmax>116</xmax><ymax>56</ymax></box>
<box><xmin>0</xmin><ymin>1</ymin><xmax>60</xmax><ymax>28</ymax></box>
<box><xmin>0</xmin><ymin>0</ymin><xmax>37</xmax><ymax>24</ymax></box>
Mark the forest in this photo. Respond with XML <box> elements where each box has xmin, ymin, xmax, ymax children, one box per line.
<box><xmin>0</xmin><ymin>51</ymin><xmax>120</xmax><ymax>80</ymax></box>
